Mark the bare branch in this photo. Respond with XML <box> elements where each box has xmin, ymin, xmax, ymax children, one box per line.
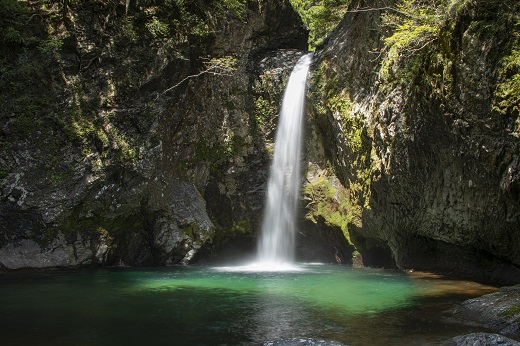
<box><xmin>346</xmin><ymin>6</ymin><xmax>418</xmax><ymax>19</ymax></box>
<box><xmin>25</xmin><ymin>13</ymin><xmax>43</xmax><ymax>24</ymax></box>
<box><xmin>156</xmin><ymin>56</ymin><xmax>237</xmax><ymax>100</ymax></box>
<box><xmin>160</xmin><ymin>70</ymin><xmax>210</xmax><ymax>96</ymax></box>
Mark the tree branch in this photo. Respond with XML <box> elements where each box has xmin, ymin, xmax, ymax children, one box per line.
<box><xmin>346</xmin><ymin>6</ymin><xmax>417</xmax><ymax>19</ymax></box>
<box><xmin>155</xmin><ymin>57</ymin><xmax>237</xmax><ymax>100</ymax></box>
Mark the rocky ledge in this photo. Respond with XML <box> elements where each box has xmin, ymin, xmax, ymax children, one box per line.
<box><xmin>452</xmin><ymin>286</ymin><xmax>520</xmax><ymax>339</ymax></box>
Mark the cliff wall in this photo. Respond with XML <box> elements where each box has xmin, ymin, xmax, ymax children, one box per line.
<box><xmin>309</xmin><ymin>0</ymin><xmax>520</xmax><ymax>283</ymax></box>
<box><xmin>0</xmin><ymin>0</ymin><xmax>310</xmax><ymax>268</ymax></box>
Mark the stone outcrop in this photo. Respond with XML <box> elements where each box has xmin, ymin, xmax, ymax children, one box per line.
<box><xmin>309</xmin><ymin>0</ymin><xmax>520</xmax><ymax>283</ymax></box>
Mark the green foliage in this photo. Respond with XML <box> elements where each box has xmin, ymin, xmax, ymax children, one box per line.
<box><xmin>159</xmin><ymin>0</ymin><xmax>246</xmax><ymax>40</ymax></box>
<box><xmin>145</xmin><ymin>16</ymin><xmax>170</xmax><ymax>38</ymax></box>
<box><xmin>494</xmin><ymin>49</ymin><xmax>520</xmax><ymax>120</ymax></box>
<box><xmin>380</xmin><ymin>0</ymin><xmax>446</xmax><ymax>82</ymax></box>
<box><xmin>289</xmin><ymin>0</ymin><xmax>351</xmax><ymax>50</ymax></box>
<box><xmin>38</xmin><ymin>36</ymin><xmax>62</xmax><ymax>54</ymax></box>
<box><xmin>0</xmin><ymin>0</ymin><xmax>32</xmax><ymax>46</ymax></box>
<box><xmin>222</xmin><ymin>0</ymin><xmax>246</xmax><ymax>15</ymax></box>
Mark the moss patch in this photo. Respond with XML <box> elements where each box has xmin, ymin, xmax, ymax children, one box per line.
<box><xmin>501</xmin><ymin>302</ymin><xmax>520</xmax><ymax>323</ymax></box>
<box><xmin>252</xmin><ymin>67</ymin><xmax>290</xmax><ymax>138</ymax></box>
<box><xmin>379</xmin><ymin>0</ymin><xmax>445</xmax><ymax>84</ymax></box>
<box><xmin>304</xmin><ymin>172</ymin><xmax>355</xmax><ymax>244</ymax></box>
<box><xmin>494</xmin><ymin>48</ymin><xmax>520</xmax><ymax>123</ymax></box>
<box><xmin>231</xmin><ymin>219</ymin><xmax>253</xmax><ymax>234</ymax></box>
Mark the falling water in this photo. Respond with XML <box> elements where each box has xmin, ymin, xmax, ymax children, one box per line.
<box><xmin>257</xmin><ymin>53</ymin><xmax>313</xmax><ymax>267</ymax></box>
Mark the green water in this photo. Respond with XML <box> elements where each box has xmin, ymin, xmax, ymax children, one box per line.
<box><xmin>0</xmin><ymin>264</ymin><xmax>496</xmax><ymax>345</ymax></box>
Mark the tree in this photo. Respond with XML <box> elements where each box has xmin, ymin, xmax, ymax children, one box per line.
<box><xmin>290</xmin><ymin>0</ymin><xmax>351</xmax><ymax>50</ymax></box>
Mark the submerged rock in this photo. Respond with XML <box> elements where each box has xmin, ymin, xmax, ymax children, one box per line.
<box><xmin>443</xmin><ymin>333</ymin><xmax>520</xmax><ymax>346</ymax></box>
<box><xmin>263</xmin><ymin>338</ymin><xmax>347</xmax><ymax>346</ymax></box>
<box><xmin>0</xmin><ymin>0</ymin><xmax>309</xmax><ymax>269</ymax></box>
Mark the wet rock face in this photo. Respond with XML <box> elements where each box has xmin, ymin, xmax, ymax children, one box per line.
<box><xmin>0</xmin><ymin>0</ymin><xmax>308</xmax><ymax>269</ymax></box>
<box><xmin>311</xmin><ymin>0</ymin><xmax>520</xmax><ymax>282</ymax></box>
<box><xmin>0</xmin><ymin>231</ymin><xmax>109</xmax><ymax>270</ymax></box>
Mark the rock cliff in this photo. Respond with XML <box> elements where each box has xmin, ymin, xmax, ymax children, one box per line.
<box><xmin>309</xmin><ymin>0</ymin><xmax>520</xmax><ymax>283</ymax></box>
<box><xmin>2</xmin><ymin>0</ymin><xmax>518</xmax><ymax>282</ymax></box>
<box><xmin>0</xmin><ymin>0</ymin><xmax>312</xmax><ymax>269</ymax></box>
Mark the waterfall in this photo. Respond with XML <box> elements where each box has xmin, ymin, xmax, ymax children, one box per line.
<box><xmin>257</xmin><ymin>53</ymin><xmax>313</xmax><ymax>266</ymax></box>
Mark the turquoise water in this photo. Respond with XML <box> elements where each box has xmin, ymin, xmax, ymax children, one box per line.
<box><xmin>0</xmin><ymin>264</ymin><xmax>496</xmax><ymax>345</ymax></box>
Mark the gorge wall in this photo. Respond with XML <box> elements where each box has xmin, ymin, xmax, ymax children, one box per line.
<box><xmin>1</xmin><ymin>0</ymin><xmax>519</xmax><ymax>285</ymax></box>
<box><xmin>309</xmin><ymin>0</ymin><xmax>520</xmax><ymax>283</ymax></box>
<box><xmin>0</xmin><ymin>0</ymin><xmax>317</xmax><ymax>268</ymax></box>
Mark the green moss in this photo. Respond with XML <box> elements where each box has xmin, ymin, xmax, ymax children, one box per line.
<box><xmin>311</xmin><ymin>61</ymin><xmax>344</xmax><ymax>112</ymax></box>
<box><xmin>377</xmin><ymin>0</ymin><xmax>452</xmax><ymax>87</ymax></box>
<box><xmin>179</xmin><ymin>131</ymin><xmax>244</xmax><ymax>176</ymax></box>
<box><xmin>231</xmin><ymin>219</ymin><xmax>253</xmax><ymax>234</ymax></box>
<box><xmin>180</xmin><ymin>221</ymin><xmax>214</xmax><ymax>244</ymax></box>
<box><xmin>221</xmin><ymin>0</ymin><xmax>247</xmax><ymax>16</ymax></box>
<box><xmin>252</xmin><ymin>67</ymin><xmax>291</xmax><ymax>137</ymax></box>
<box><xmin>33</xmin><ymin>227</ymin><xmax>59</xmax><ymax>248</ymax></box>
<box><xmin>501</xmin><ymin>303</ymin><xmax>520</xmax><ymax>323</ymax></box>
<box><xmin>308</xmin><ymin>51</ymin><xmax>375</xmax><ymax>248</ymax></box>
<box><xmin>303</xmin><ymin>173</ymin><xmax>355</xmax><ymax>244</ymax></box>
<box><xmin>494</xmin><ymin>49</ymin><xmax>520</xmax><ymax>118</ymax></box>
<box><xmin>254</xmin><ymin>96</ymin><xmax>277</xmax><ymax>133</ymax></box>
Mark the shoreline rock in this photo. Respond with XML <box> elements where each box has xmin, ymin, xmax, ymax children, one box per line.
<box><xmin>451</xmin><ymin>286</ymin><xmax>520</xmax><ymax>339</ymax></box>
<box><xmin>443</xmin><ymin>333</ymin><xmax>520</xmax><ymax>346</ymax></box>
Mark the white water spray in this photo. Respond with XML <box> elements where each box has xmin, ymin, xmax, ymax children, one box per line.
<box><xmin>256</xmin><ymin>53</ymin><xmax>313</xmax><ymax>267</ymax></box>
